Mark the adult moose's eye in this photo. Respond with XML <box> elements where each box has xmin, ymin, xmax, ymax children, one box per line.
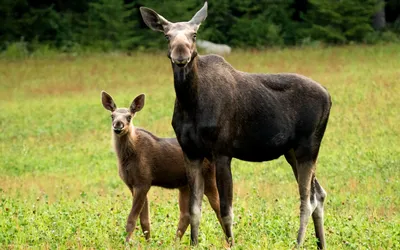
<box><xmin>110</xmin><ymin>115</ymin><xmax>114</xmax><ymax>120</ymax></box>
<box><xmin>127</xmin><ymin>116</ymin><xmax>132</xmax><ymax>123</ymax></box>
<box><xmin>192</xmin><ymin>33</ymin><xmax>197</xmax><ymax>41</ymax></box>
<box><xmin>165</xmin><ymin>35</ymin><xmax>170</xmax><ymax>41</ymax></box>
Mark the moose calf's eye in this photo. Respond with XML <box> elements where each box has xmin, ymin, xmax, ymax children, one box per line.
<box><xmin>111</xmin><ymin>115</ymin><xmax>114</xmax><ymax>120</ymax></box>
<box><xmin>127</xmin><ymin>116</ymin><xmax>132</xmax><ymax>123</ymax></box>
<box><xmin>192</xmin><ymin>33</ymin><xmax>197</xmax><ymax>41</ymax></box>
<box><xmin>165</xmin><ymin>35</ymin><xmax>170</xmax><ymax>41</ymax></box>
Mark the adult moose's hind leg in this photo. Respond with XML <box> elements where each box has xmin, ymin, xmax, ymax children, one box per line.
<box><xmin>289</xmin><ymin>145</ymin><xmax>326</xmax><ymax>249</ymax></box>
<box><xmin>290</xmin><ymin>143</ymin><xmax>318</xmax><ymax>249</ymax></box>
<box><xmin>312</xmin><ymin>176</ymin><xmax>326</xmax><ymax>249</ymax></box>
<box><xmin>311</xmin><ymin>114</ymin><xmax>329</xmax><ymax>249</ymax></box>
<box><xmin>295</xmin><ymin>159</ymin><xmax>314</xmax><ymax>248</ymax></box>
<box><xmin>215</xmin><ymin>156</ymin><xmax>234</xmax><ymax>246</ymax></box>
<box><xmin>285</xmin><ymin>149</ymin><xmax>298</xmax><ymax>181</ymax></box>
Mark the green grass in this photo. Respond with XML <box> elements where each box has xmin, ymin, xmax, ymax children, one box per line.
<box><xmin>1</xmin><ymin>44</ymin><xmax>399</xmax><ymax>249</ymax></box>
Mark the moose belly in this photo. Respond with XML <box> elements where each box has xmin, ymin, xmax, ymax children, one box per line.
<box><xmin>232</xmin><ymin>147</ymin><xmax>284</xmax><ymax>162</ymax></box>
<box><xmin>232</xmin><ymin>138</ymin><xmax>291</xmax><ymax>162</ymax></box>
<box><xmin>152</xmin><ymin>175</ymin><xmax>188</xmax><ymax>189</ymax></box>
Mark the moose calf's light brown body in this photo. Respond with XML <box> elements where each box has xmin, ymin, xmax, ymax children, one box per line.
<box><xmin>101</xmin><ymin>91</ymin><xmax>222</xmax><ymax>242</ymax></box>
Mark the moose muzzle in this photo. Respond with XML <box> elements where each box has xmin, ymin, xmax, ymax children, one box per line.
<box><xmin>172</xmin><ymin>56</ymin><xmax>191</xmax><ymax>67</ymax></box>
<box><xmin>113</xmin><ymin>122</ymin><xmax>124</xmax><ymax>134</ymax></box>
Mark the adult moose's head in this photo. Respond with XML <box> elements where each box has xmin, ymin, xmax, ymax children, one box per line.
<box><xmin>140</xmin><ymin>2</ymin><xmax>208</xmax><ymax>68</ymax></box>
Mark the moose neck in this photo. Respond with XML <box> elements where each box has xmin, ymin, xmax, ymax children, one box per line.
<box><xmin>172</xmin><ymin>56</ymin><xmax>199</xmax><ymax>107</ymax></box>
<box><xmin>113</xmin><ymin>127</ymin><xmax>137</xmax><ymax>164</ymax></box>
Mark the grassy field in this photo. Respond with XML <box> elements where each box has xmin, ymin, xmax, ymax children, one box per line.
<box><xmin>0</xmin><ymin>44</ymin><xmax>399</xmax><ymax>249</ymax></box>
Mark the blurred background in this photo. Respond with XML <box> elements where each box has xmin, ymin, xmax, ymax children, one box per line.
<box><xmin>1</xmin><ymin>0</ymin><xmax>399</xmax><ymax>55</ymax></box>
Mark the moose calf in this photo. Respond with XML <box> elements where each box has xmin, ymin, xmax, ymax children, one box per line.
<box><xmin>101</xmin><ymin>91</ymin><xmax>222</xmax><ymax>242</ymax></box>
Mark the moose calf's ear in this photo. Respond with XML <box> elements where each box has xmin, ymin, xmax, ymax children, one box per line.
<box><xmin>140</xmin><ymin>7</ymin><xmax>170</xmax><ymax>32</ymax></box>
<box><xmin>130</xmin><ymin>94</ymin><xmax>145</xmax><ymax>113</ymax></box>
<box><xmin>101</xmin><ymin>91</ymin><xmax>117</xmax><ymax>112</ymax></box>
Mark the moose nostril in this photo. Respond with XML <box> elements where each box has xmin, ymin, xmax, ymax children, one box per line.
<box><xmin>174</xmin><ymin>57</ymin><xmax>190</xmax><ymax>65</ymax></box>
<box><xmin>113</xmin><ymin>122</ymin><xmax>124</xmax><ymax>130</ymax></box>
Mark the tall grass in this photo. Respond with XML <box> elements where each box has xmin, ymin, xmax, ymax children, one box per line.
<box><xmin>0</xmin><ymin>44</ymin><xmax>399</xmax><ymax>249</ymax></box>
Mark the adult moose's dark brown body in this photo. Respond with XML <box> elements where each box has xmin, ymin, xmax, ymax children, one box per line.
<box><xmin>141</xmin><ymin>2</ymin><xmax>332</xmax><ymax>249</ymax></box>
<box><xmin>101</xmin><ymin>91</ymin><xmax>223</xmax><ymax>243</ymax></box>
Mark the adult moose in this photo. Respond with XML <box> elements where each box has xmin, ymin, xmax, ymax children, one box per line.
<box><xmin>140</xmin><ymin>2</ymin><xmax>331</xmax><ymax>249</ymax></box>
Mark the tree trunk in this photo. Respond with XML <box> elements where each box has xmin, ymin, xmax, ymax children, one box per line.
<box><xmin>373</xmin><ymin>0</ymin><xmax>386</xmax><ymax>30</ymax></box>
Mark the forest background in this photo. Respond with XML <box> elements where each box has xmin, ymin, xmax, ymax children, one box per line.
<box><xmin>1</xmin><ymin>0</ymin><xmax>400</xmax><ymax>55</ymax></box>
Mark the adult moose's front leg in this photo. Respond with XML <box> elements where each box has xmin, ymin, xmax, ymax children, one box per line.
<box><xmin>185</xmin><ymin>158</ymin><xmax>205</xmax><ymax>246</ymax></box>
<box><xmin>215</xmin><ymin>156</ymin><xmax>234</xmax><ymax>246</ymax></box>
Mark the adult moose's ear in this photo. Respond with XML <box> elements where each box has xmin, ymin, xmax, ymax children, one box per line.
<box><xmin>189</xmin><ymin>1</ymin><xmax>208</xmax><ymax>28</ymax></box>
<box><xmin>140</xmin><ymin>7</ymin><xmax>171</xmax><ymax>32</ymax></box>
<box><xmin>101</xmin><ymin>91</ymin><xmax>117</xmax><ymax>112</ymax></box>
<box><xmin>130</xmin><ymin>94</ymin><xmax>145</xmax><ymax>114</ymax></box>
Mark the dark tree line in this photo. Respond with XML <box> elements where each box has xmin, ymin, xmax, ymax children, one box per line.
<box><xmin>0</xmin><ymin>0</ymin><xmax>399</xmax><ymax>52</ymax></box>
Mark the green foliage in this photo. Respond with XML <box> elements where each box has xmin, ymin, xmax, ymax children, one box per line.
<box><xmin>199</xmin><ymin>0</ymin><xmax>294</xmax><ymax>47</ymax></box>
<box><xmin>0</xmin><ymin>0</ymin><xmax>29</xmax><ymax>50</ymax></box>
<box><xmin>389</xmin><ymin>16</ymin><xmax>400</xmax><ymax>35</ymax></box>
<box><xmin>227</xmin><ymin>0</ymin><xmax>291</xmax><ymax>47</ymax></box>
<box><xmin>1</xmin><ymin>40</ymin><xmax>28</xmax><ymax>59</ymax></box>
<box><xmin>30</xmin><ymin>44</ymin><xmax>60</xmax><ymax>58</ymax></box>
<box><xmin>81</xmin><ymin>0</ymin><xmax>138</xmax><ymax>51</ymax></box>
<box><xmin>301</xmin><ymin>0</ymin><xmax>382</xmax><ymax>44</ymax></box>
<box><xmin>196</xmin><ymin>0</ymin><xmax>232</xmax><ymax>44</ymax></box>
<box><xmin>363</xmin><ymin>30</ymin><xmax>400</xmax><ymax>44</ymax></box>
<box><xmin>0</xmin><ymin>0</ymin><xmax>400</xmax><ymax>52</ymax></box>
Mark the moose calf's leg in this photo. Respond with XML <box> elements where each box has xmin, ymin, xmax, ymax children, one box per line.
<box><xmin>215</xmin><ymin>156</ymin><xmax>234</xmax><ymax>246</ymax></box>
<box><xmin>204</xmin><ymin>168</ymin><xmax>224</xmax><ymax>233</ymax></box>
<box><xmin>176</xmin><ymin>186</ymin><xmax>190</xmax><ymax>239</ymax></box>
<box><xmin>186</xmin><ymin>159</ymin><xmax>205</xmax><ymax>246</ymax></box>
<box><xmin>312</xmin><ymin>178</ymin><xmax>327</xmax><ymax>249</ymax></box>
<box><xmin>139</xmin><ymin>197</ymin><xmax>151</xmax><ymax>240</ymax></box>
<box><xmin>126</xmin><ymin>187</ymin><xmax>150</xmax><ymax>242</ymax></box>
<box><xmin>296</xmin><ymin>160</ymin><xmax>315</xmax><ymax>248</ymax></box>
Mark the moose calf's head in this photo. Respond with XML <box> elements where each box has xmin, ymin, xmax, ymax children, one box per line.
<box><xmin>101</xmin><ymin>91</ymin><xmax>145</xmax><ymax>136</ymax></box>
<box><xmin>140</xmin><ymin>2</ymin><xmax>208</xmax><ymax>67</ymax></box>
